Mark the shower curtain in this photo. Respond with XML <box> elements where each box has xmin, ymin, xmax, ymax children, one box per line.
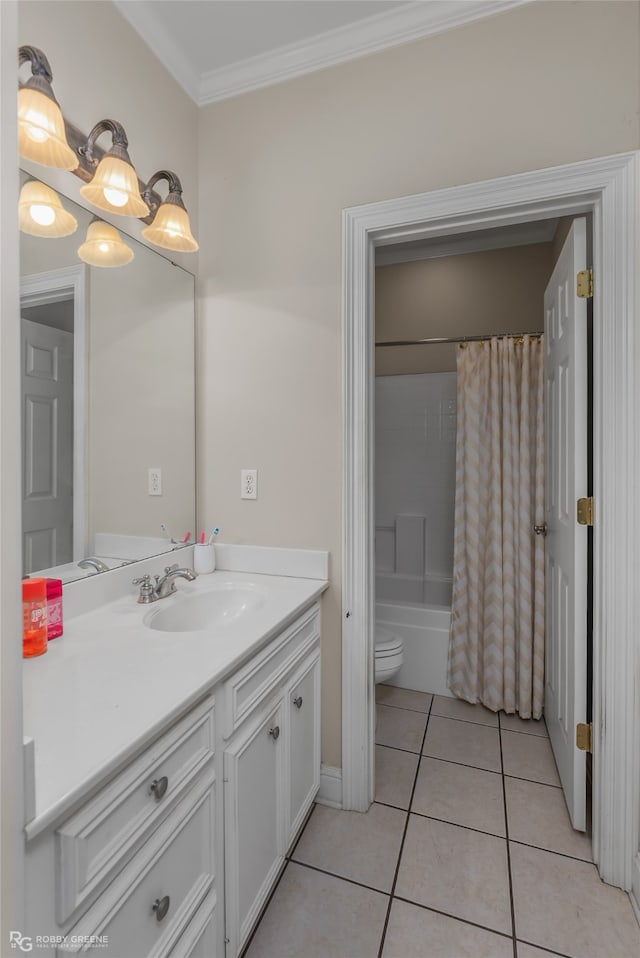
<box><xmin>447</xmin><ymin>335</ymin><xmax>545</xmax><ymax>719</ymax></box>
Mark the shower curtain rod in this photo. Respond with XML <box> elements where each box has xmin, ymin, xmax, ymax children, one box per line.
<box><xmin>375</xmin><ymin>331</ymin><xmax>544</xmax><ymax>348</ymax></box>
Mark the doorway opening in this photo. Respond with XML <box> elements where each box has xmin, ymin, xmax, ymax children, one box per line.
<box><xmin>341</xmin><ymin>152</ymin><xmax>640</xmax><ymax>897</ymax></box>
<box><xmin>372</xmin><ymin>215</ymin><xmax>593</xmax><ymax>842</ymax></box>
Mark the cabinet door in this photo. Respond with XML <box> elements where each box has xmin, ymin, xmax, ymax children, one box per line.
<box><xmin>223</xmin><ymin>702</ymin><xmax>285</xmax><ymax>956</ymax></box>
<box><xmin>287</xmin><ymin>649</ymin><xmax>321</xmax><ymax>845</ymax></box>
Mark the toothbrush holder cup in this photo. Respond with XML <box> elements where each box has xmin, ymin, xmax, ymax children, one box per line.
<box><xmin>193</xmin><ymin>543</ymin><xmax>216</xmax><ymax>575</ymax></box>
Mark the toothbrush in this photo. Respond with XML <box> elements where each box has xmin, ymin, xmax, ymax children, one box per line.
<box><xmin>160</xmin><ymin>522</ymin><xmax>172</xmax><ymax>541</ymax></box>
<box><xmin>182</xmin><ymin>532</ymin><xmax>191</xmax><ymax>543</ymax></box>
<box><xmin>200</xmin><ymin>531</ymin><xmax>206</xmax><ymax>545</ymax></box>
<box><xmin>208</xmin><ymin>527</ymin><xmax>220</xmax><ymax>545</ymax></box>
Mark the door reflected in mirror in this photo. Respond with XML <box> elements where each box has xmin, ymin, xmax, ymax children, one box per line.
<box><xmin>20</xmin><ymin>173</ymin><xmax>196</xmax><ymax>584</ymax></box>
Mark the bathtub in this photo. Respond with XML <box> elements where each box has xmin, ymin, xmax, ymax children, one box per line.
<box><xmin>375</xmin><ymin>572</ymin><xmax>454</xmax><ymax>697</ymax></box>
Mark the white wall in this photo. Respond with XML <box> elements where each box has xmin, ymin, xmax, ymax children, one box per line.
<box><xmin>197</xmin><ymin>0</ymin><xmax>640</xmax><ymax>767</ymax></box>
<box><xmin>375</xmin><ymin>373</ymin><xmax>457</xmax><ymax>581</ymax></box>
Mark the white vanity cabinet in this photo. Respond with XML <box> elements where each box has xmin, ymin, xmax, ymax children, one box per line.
<box><xmin>220</xmin><ymin>603</ymin><xmax>321</xmax><ymax>957</ymax></box>
<box><xmin>24</xmin><ymin>595</ymin><xmax>323</xmax><ymax>958</ymax></box>
<box><xmin>24</xmin><ymin>696</ymin><xmax>217</xmax><ymax>958</ymax></box>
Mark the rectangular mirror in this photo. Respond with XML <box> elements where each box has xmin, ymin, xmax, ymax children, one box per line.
<box><xmin>20</xmin><ymin>173</ymin><xmax>195</xmax><ymax>584</ymax></box>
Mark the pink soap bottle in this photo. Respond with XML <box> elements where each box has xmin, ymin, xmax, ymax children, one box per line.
<box><xmin>46</xmin><ymin>578</ymin><xmax>63</xmax><ymax>640</ymax></box>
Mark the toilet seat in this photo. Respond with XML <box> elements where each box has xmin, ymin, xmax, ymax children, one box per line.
<box><xmin>375</xmin><ymin>626</ymin><xmax>403</xmax><ymax>655</ymax></box>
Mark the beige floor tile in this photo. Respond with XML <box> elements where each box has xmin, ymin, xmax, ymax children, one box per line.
<box><xmin>500</xmin><ymin>712</ymin><xmax>548</xmax><ymax>736</ymax></box>
<box><xmin>502</xmin><ymin>729</ymin><xmax>560</xmax><ymax>786</ymax></box>
<box><xmin>383</xmin><ymin>898</ymin><xmax>513</xmax><ymax>958</ymax></box>
<box><xmin>413</xmin><ymin>758</ymin><xmax>506</xmax><ymax>836</ymax></box>
<box><xmin>244</xmin><ymin>862</ymin><xmax>388</xmax><ymax>958</ymax></box>
<box><xmin>517</xmin><ymin>944</ymin><xmax>560</xmax><ymax>958</ymax></box>
<box><xmin>511</xmin><ymin>843</ymin><xmax>640</xmax><ymax>958</ymax></box>
<box><xmin>423</xmin><ymin>716</ymin><xmax>502</xmax><ymax>772</ymax></box>
<box><xmin>376</xmin><ymin>684</ymin><xmax>432</xmax><ymax>713</ymax></box>
<box><xmin>292</xmin><ymin>801</ymin><xmax>405</xmax><ymax>892</ymax></box>
<box><xmin>376</xmin><ymin>703</ymin><xmax>428</xmax><ymax>753</ymax></box>
<box><xmin>506</xmin><ymin>777</ymin><xmax>592</xmax><ymax>861</ymax></box>
<box><xmin>375</xmin><ymin>745</ymin><xmax>419</xmax><ymax>809</ymax></box>
<box><xmin>432</xmin><ymin>694</ymin><xmax>499</xmax><ymax>727</ymax></box>
<box><xmin>395</xmin><ymin>815</ymin><xmax>512</xmax><ymax>935</ymax></box>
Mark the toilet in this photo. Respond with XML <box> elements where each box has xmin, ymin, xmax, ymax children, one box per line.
<box><xmin>375</xmin><ymin>626</ymin><xmax>404</xmax><ymax>684</ymax></box>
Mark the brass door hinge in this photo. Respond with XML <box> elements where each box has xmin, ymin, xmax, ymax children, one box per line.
<box><xmin>577</xmin><ymin>269</ymin><xmax>593</xmax><ymax>298</ymax></box>
<box><xmin>576</xmin><ymin>722</ymin><xmax>592</xmax><ymax>753</ymax></box>
<box><xmin>577</xmin><ymin>496</ymin><xmax>594</xmax><ymax>526</ymax></box>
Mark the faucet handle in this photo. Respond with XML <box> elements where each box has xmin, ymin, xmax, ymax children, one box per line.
<box><xmin>132</xmin><ymin>574</ymin><xmax>155</xmax><ymax>603</ymax></box>
<box><xmin>164</xmin><ymin>563</ymin><xmax>179</xmax><ymax>575</ymax></box>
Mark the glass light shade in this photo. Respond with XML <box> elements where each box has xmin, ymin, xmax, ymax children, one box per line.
<box><xmin>18</xmin><ymin>86</ymin><xmax>78</xmax><ymax>170</ymax></box>
<box><xmin>19</xmin><ymin>181</ymin><xmax>78</xmax><ymax>237</ymax></box>
<box><xmin>80</xmin><ymin>154</ymin><xmax>149</xmax><ymax>217</ymax></box>
<box><xmin>142</xmin><ymin>198</ymin><xmax>199</xmax><ymax>253</ymax></box>
<box><xmin>77</xmin><ymin>220</ymin><xmax>134</xmax><ymax>267</ymax></box>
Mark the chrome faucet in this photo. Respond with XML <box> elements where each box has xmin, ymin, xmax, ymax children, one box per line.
<box><xmin>78</xmin><ymin>557</ymin><xmax>110</xmax><ymax>574</ymax></box>
<box><xmin>132</xmin><ymin>563</ymin><xmax>198</xmax><ymax>603</ymax></box>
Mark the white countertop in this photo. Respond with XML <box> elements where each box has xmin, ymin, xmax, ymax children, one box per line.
<box><xmin>23</xmin><ymin>568</ymin><xmax>327</xmax><ymax>838</ymax></box>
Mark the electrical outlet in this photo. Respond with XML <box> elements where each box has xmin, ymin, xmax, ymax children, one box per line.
<box><xmin>241</xmin><ymin>469</ymin><xmax>257</xmax><ymax>500</ymax></box>
<box><xmin>148</xmin><ymin>467</ymin><xmax>162</xmax><ymax>496</ymax></box>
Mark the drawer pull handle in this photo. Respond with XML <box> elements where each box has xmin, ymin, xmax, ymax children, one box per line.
<box><xmin>152</xmin><ymin>895</ymin><xmax>171</xmax><ymax>922</ymax></box>
<box><xmin>293</xmin><ymin>696</ymin><xmax>303</xmax><ymax>709</ymax></box>
<box><xmin>149</xmin><ymin>776</ymin><xmax>169</xmax><ymax>800</ymax></box>
<box><xmin>269</xmin><ymin>725</ymin><xmax>280</xmax><ymax>740</ymax></box>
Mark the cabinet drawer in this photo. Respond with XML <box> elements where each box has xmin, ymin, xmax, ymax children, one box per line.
<box><xmin>59</xmin><ymin>772</ymin><xmax>215</xmax><ymax>957</ymax></box>
<box><xmin>222</xmin><ymin>605</ymin><xmax>319</xmax><ymax>738</ymax></box>
<box><xmin>56</xmin><ymin>697</ymin><xmax>215</xmax><ymax>924</ymax></box>
<box><xmin>167</xmin><ymin>889</ymin><xmax>216</xmax><ymax>958</ymax></box>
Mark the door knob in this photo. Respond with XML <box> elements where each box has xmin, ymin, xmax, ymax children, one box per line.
<box><xmin>534</xmin><ymin>524</ymin><xmax>548</xmax><ymax>536</ymax></box>
<box><xmin>293</xmin><ymin>696</ymin><xmax>303</xmax><ymax>709</ymax></box>
<box><xmin>269</xmin><ymin>725</ymin><xmax>280</xmax><ymax>740</ymax></box>
<box><xmin>152</xmin><ymin>895</ymin><xmax>170</xmax><ymax>922</ymax></box>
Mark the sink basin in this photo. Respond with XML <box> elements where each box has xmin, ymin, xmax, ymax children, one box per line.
<box><xmin>145</xmin><ymin>583</ymin><xmax>267</xmax><ymax>632</ymax></box>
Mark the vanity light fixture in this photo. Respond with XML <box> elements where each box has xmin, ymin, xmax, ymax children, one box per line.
<box><xmin>19</xmin><ymin>180</ymin><xmax>78</xmax><ymax>237</ymax></box>
<box><xmin>141</xmin><ymin>170</ymin><xmax>199</xmax><ymax>253</ymax></box>
<box><xmin>79</xmin><ymin>120</ymin><xmax>149</xmax><ymax>218</ymax></box>
<box><xmin>18</xmin><ymin>46</ymin><xmax>77</xmax><ymax>170</ymax></box>
<box><xmin>77</xmin><ymin>218</ymin><xmax>134</xmax><ymax>268</ymax></box>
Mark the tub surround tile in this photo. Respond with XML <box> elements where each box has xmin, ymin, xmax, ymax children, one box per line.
<box><xmin>500</xmin><ymin>712</ymin><xmax>548</xmax><ymax>737</ymax></box>
<box><xmin>423</xmin><ymin>716</ymin><xmax>502</xmax><ymax>772</ymax></box>
<box><xmin>501</xmin><ymin>729</ymin><xmax>560</xmax><ymax>786</ymax></box>
<box><xmin>505</xmin><ymin>777</ymin><xmax>592</xmax><ymax>861</ymax></box>
<box><xmin>382</xmin><ymin>898</ymin><xmax>513</xmax><ymax>958</ymax></box>
<box><xmin>395</xmin><ymin>815</ymin><xmax>512</xmax><ymax>935</ymax></box>
<box><xmin>376</xmin><ymin>703</ymin><xmax>428</xmax><ymax>753</ymax></box>
<box><xmin>432</xmin><ymin>694</ymin><xmax>499</xmax><ymax>727</ymax></box>
<box><xmin>413</xmin><ymin>758</ymin><xmax>506</xmax><ymax>837</ymax></box>
<box><xmin>375</xmin><ymin>745</ymin><xmax>419</xmax><ymax>809</ymax></box>
<box><xmin>292</xmin><ymin>801</ymin><xmax>405</xmax><ymax>893</ymax></box>
<box><xmin>244</xmin><ymin>862</ymin><xmax>388</xmax><ymax>958</ymax></box>
<box><xmin>510</xmin><ymin>843</ymin><xmax>640</xmax><ymax>958</ymax></box>
<box><xmin>376</xmin><ymin>684</ymin><xmax>432</xmax><ymax>713</ymax></box>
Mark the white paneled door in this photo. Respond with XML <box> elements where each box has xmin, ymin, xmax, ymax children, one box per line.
<box><xmin>543</xmin><ymin>218</ymin><xmax>589</xmax><ymax>831</ymax></box>
<box><xmin>21</xmin><ymin>318</ymin><xmax>74</xmax><ymax>573</ymax></box>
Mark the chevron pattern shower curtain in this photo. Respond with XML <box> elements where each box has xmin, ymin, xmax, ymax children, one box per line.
<box><xmin>447</xmin><ymin>336</ymin><xmax>545</xmax><ymax>719</ymax></box>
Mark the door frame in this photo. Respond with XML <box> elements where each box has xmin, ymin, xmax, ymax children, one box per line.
<box><xmin>342</xmin><ymin>151</ymin><xmax>640</xmax><ymax>892</ymax></box>
<box><xmin>20</xmin><ymin>264</ymin><xmax>89</xmax><ymax>562</ymax></box>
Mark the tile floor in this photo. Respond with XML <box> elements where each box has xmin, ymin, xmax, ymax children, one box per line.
<box><xmin>244</xmin><ymin>688</ymin><xmax>640</xmax><ymax>958</ymax></box>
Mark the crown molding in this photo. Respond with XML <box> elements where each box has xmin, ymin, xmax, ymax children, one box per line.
<box><xmin>115</xmin><ymin>1</ymin><xmax>532</xmax><ymax>107</ymax></box>
<box><xmin>113</xmin><ymin>0</ymin><xmax>202</xmax><ymax>103</ymax></box>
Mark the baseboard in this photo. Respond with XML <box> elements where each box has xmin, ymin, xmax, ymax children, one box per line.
<box><xmin>631</xmin><ymin>854</ymin><xmax>640</xmax><ymax>928</ymax></box>
<box><xmin>316</xmin><ymin>765</ymin><xmax>342</xmax><ymax>808</ymax></box>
